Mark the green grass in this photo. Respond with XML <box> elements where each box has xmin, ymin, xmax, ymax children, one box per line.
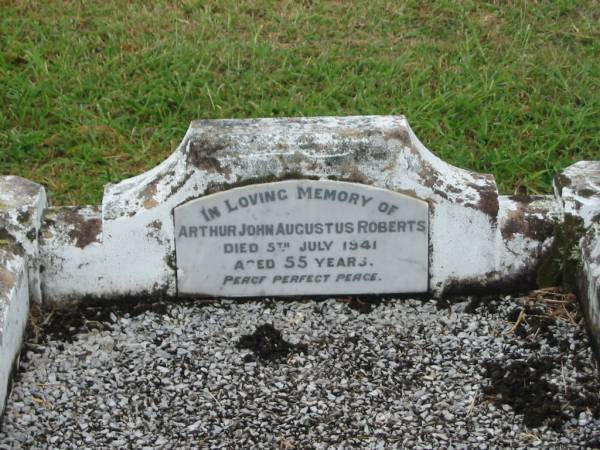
<box><xmin>1</xmin><ymin>0</ymin><xmax>599</xmax><ymax>205</ymax></box>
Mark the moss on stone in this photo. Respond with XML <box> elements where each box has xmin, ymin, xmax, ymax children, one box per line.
<box><xmin>536</xmin><ymin>215</ymin><xmax>585</xmax><ymax>291</ymax></box>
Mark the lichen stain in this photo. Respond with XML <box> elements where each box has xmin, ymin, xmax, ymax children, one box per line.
<box><xmin>343</xmin><ymin>166</ymin><xmax>369</xmax><ymax>184</ymax></box>
<box><xmin>3</xmin><ymin>177</ymin><xmax>41</xmax><ymax>199</ymax></box>
<box><xmin>62</xmin><ymin>211</ymin><xmax>102</xmax><ymax>249</ymax></box>
<box><xmin>577</xmin><ymin>188</ymin><xmax>598</xmax><ymax>199</ymax></box>
<box><xmin>204</xmin><ymin>172</ymin><xmax>319</xmax><ymax>196</ymax></box>
<box><xmin>473</xmin><ymin>184</ymin><xmax>500</xmax><ymax>222</ymax></box>
<box><xmin>578</xmin><ymin>227</ymin><xmax>600</xmax><ymax>363</ymax></box>
<box><xmin>41</xmin><ymin>223</ymin><xmax>55</xmax><ymax>241</ymax></box>
<box><xmin>165</xmin><ymin>251</ymin><xmax>177</xmax><ymax>272</ymax></box>
<box><xmin>26</xmin><ymin>227</ymin><xmax>37</xmax><ymax>241</ymax></box>
<box><xmin>383</xmin><ymin>128</ymin><xmax>411</xmax><ymax>147</ymax></box>
<box><xmin>146</xmin><ymin>220</ymin><xmax>165</xmax><ymax>245</ymax></box>
<box><xmin>0</xmin><ymin>228</ymin><xmax>22</xmax><ymax>255</ymax></box>
<box><xmin>350</xmin><ymin>141</ymin><xmax>373</xmax><ymax>163</ymax></box>
<box><xmin>395</xmin><ymin>188</ymin><xmax>419</xmax><ymax>199</ymax></box>
<box><xmin>0</xmin><ymin>266</ymin><xmax>16</xmax><ymax>294</ymax></box>
<box><xmin>140</xmin><ymin>179</ymin><xmax>159</xmax><ymax>210</ymax></box>
<box><xmin>536</xmin><ymin>215</ymin><xmax>585</xmax><ymax>291</ymax></box>
<box><xmin>416</xmin><ymin>160</ymin><xmax>451</xmax><ymax>201</ymax></box>
<box><xmin>276</xmin><ymin>142</ymin><xmax>290</xmax><ymax>151</ymax></box>
<box><xmin>417</xmin><ymin>158</ymin><xmax>499</xmax><ymax>220</ymax></box>
<box><xmin>277</xmin><ymin>154</ymin><xmax>290</xmax><ymax>173</ymax></box>
<box><xmin>305</xmin><ymin>159</ymin><xmax>319</xmax><ymax>172</ymax></box>
<box><xmin>148</xmin><ymin>220</ymin><xmax>162</xmax><ymax>231</ymax></box>
<box><xmin>17</xmin><ymin>209</ymin><xmax>31</xmax><ymax>224</ymax></box>
<box><xmin>323</xmin><ymin>154</ymin><xmax>350</xmax><ymax>168</ymax></box>
<box><xmin>554</xmin><ymin>172</ymin><xmax>572</xmax><ymax>192</ymax></box>
<box><xmin>339</xmin><ymin>127</ymin><xmax>372</xmax><ymax>140</ymax></box>
<box><xmin>165</xmin><ymin>171</ymin><xmax>195</xmax><ymax>199</ymax></box>
<box><xmin>187</xmin><ymin>135</ymin><xmax>232</xmax><ymax>176</ymax></box>
<box><xmin>501</xmin><ymin>201</ymin><xmax>556</xmax><ymax>242</ymax></box>
<box><xmin>196</xmin><ymin>156</ymin><xmax>229</xmax><ymax>175</ymax></box>
<box><xmin>441</xmin><ymin>266</ymin><xmax>540</xmax><ymax>297</ymax></box>
<box><xmin>50</xmin><ymin>284</ymin><xmax>173</xmax><ymax>308</ymax></box>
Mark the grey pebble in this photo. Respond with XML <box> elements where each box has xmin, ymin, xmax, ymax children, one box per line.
<box><xmin>0</xmin><ymin>296</ymin><xmax>598</xmax><ymax>448</ymax></box>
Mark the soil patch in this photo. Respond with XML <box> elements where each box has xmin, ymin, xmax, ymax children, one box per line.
<box><xmin>338</xmin><ymin>296</ymin><xmax>384</xmax><ymax>314</ymax></box>
<box><xmin>32</xmin><ymin>301</ymin><xmax>171</xmax><ymax>343</ymax></box>
<box><xmin>482</xmin><ymin>357</ymin><xmax>567</xmax><ymax>430</ymax></box>
<box><xmin>236</xmin><ymin>324</ymin><xmax>307</xmax><ymax>361</ymax></box>
<box><xmin>506</xmin><ymin>289</ymin><xmax>581</xmax><ymax>348</ymax></box>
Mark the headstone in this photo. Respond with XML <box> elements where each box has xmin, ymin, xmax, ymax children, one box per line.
<box><xmin>174</xmin><ymin>180</ymin><xmax>428</xmax><ymax>296</ymax></box>
<box><xmin>38</xmin><ymin>116</ymin><xmax>560</xmax><ymax>302</ymax></box>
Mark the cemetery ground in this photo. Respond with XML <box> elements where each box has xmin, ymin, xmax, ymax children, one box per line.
<box><xmin>1</xmin><ymin>0</ymin><xmax>599</xmax><ymax>205</ymax></box>
<box><xmin>1</xmin><ymin>292</ymin><xmax>600</xmax><ymax>447</ymax></box>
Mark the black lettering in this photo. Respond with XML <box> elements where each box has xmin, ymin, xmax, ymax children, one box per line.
<box><xmin>361</xmin><ymin>196</ymin><xmax>373</xmax><ymax>207</ymax></box>
<box><xmin>178</xmin><ymin>226</ymin><xmax>187</xmax><ymax>238</ymax></box>
<box><xmin>323</xmin><ymin>189</ymin><xmax>336</xmax><ymax>201</ymax></box>
<box><xmin>297</xmin><ymin>186</ymin><xmax>312</xmax><ymax>199</ymax></box>
<box><xmin>264</xmin><ymin>190</ymin><xmax>276</xmax><ymax>202</ymax></box>
<box><xmin>225</xmin><ymin>199</ymin><xmax>238</xmax><ymax>213</ymax></box>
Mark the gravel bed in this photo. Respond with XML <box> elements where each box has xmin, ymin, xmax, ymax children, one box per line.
<box><xmin>1</xmin><ymin>295</ymin><xmax>599</xmax><ymax>449</ymax></box>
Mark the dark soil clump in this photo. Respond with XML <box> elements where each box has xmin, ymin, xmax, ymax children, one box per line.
<box><xmin>235</xmin><ymin>324</ymin><xmax>307</xmax><ymax>361</ymax></box>
<box><xmin>335</xmin><ymin>296</ymin><xmax>383</xmax><ymax>314</ymax></box>
<box><xmin>483</xmin><ymin>357</ymin><xmax>568</xmax><ymax>430</ymax></box>
<box><xmin>567</xmin><ymin>385</ymin><xmax>600</xmax><ymax>419</ymax></box>
<box><xmin>463</xmin><ymin>296</ymin><xmax>501</xmax><ymax>314</ymax></box>
<box><xmin>507</xmin><ymin>304</ymin><xmax>559</xmax><ymax>345</ymax></box>
<box><xmin>34</xmin><ymin>301</ymin><xmax>171</xmax><ymax>343</ymax></box>
<box><xmin>236</xmin><ymin>324</ymin><xmax>306</xmax><ymax>361</ymax></box>
<box><xmin>346</xmin><ymin>297</ymin><xmax>377</xmax><ymax>314</ymax></box>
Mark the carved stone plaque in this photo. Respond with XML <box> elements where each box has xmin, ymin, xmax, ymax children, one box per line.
<box><xmin>174</xmin><ymin>180</ymin><xmax>428</xmax><ymax>296</ymax></box>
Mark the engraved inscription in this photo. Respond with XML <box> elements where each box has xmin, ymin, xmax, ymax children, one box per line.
<box><xmin>174</xmin><ymin>180</ymin><xmax>429</xmax><ymax>296</ymax></box>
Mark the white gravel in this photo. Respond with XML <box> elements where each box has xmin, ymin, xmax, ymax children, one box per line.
<box><xmin>1</xmin><ymin>295</ymin><xmax>599</xmax><ymax>449</ymax></box>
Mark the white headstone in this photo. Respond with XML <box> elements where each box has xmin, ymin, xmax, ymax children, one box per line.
<box><xmin>174</xmin><ymin>180</ymin><xmax>428</xmax><ymax>296</ymax></box>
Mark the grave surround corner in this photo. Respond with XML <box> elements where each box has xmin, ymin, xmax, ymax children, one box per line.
<box><xmin>0</xmin><ymin>176</ymin><xmax>46</xmax><ymax>417</ymax></box>
<box><xmin>555</xmin><ymin>161</ymin><xmax>600</xmax><ymax>357</ymax></box>
<box><xmin>0</xmin><ymin>176</ymin><xmax>47</xmax><ymax>303</ymax></box>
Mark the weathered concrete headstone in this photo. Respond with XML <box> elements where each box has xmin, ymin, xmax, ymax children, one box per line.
<box><xmin>174</xmin><ymin>180</ymin><xmax>428</xmax><ymax>296</ymax></box>
<box><xmin>38</xmin><ymin>116</ymin><xmax>560</xmax><ymax>302</ymax></box>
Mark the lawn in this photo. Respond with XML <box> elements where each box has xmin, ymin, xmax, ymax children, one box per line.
<box><xmin>1</xmin><ymin>0</ymin><xmax>598</xmax><ymax>205</ymax></box>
